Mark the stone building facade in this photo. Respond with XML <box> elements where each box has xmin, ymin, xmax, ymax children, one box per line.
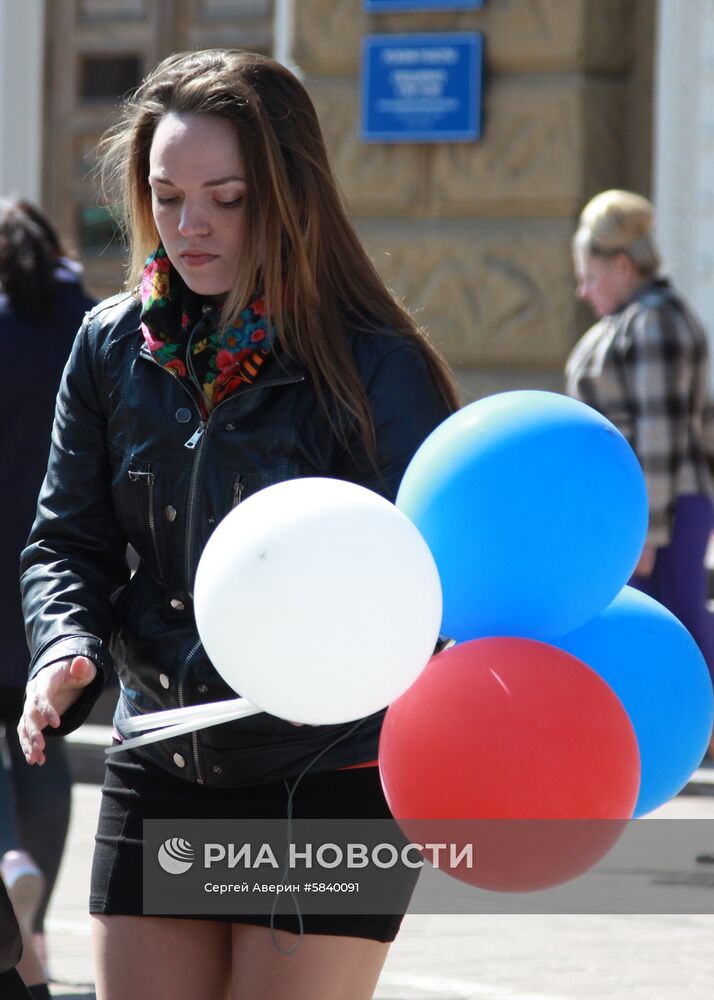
<box><xmin>293</xmin><ymin>0</ymin><xmax>656</xmax><ymax>397</ymax></box>
<box><xmin>0</xmin><ymin>0</ymin><xmax>656</xmax><ymax>397</ymax></box>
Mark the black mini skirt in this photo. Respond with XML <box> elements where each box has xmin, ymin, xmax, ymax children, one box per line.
<box><xmin>89</xmin><ymin>746</ymin><xmax>417</xmax><ymax>943</ymax></box>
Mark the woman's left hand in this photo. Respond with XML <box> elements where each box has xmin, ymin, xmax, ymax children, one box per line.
<box><xmin>634</xmin><ymin>543</ymin><xmax>657</xmax><ymax>578</ymax></box>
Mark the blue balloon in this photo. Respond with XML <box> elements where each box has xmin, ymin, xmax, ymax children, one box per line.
<box><xmin>555</xmin><ymin>586</ymin><xmax>714</xmax><ymax>816</ymax></box>
<box><xmin>396</xmin><ymin>391</ymin><xmax>648</xmax><ymax>641</ymax></box>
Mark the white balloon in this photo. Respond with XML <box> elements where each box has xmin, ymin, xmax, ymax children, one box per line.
<box><xmin>193</xmin><ymin>477</ymin><xmax>443</xmax><ymax>725</ymax></box>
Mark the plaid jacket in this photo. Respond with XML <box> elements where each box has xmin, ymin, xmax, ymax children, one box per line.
<box><xmin>565</xmin><ymin>278</ymin><xmax>713</xmax><ymax>547</ymax></box>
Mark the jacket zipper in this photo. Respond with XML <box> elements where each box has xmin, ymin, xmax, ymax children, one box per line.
<box><xmin>232</xmin><ymin>475</ymin><xmax>244</xmax><ymax>508</ymax></box>
<box><xmin>127</xmin><ymin>469</ymin><xmax>165</xmax><ymax>584</ymax></box>
<box><xmin>182</xmin><ymin>374</ymin><xmax>305</xmax><ymax>595</ymax></box>
<box><xmin>140</xmin><ymin>348</ymin><xmax>304</xmax><ymax>589</ymax></box>
<box><xmin>178</xmin><ymin>638</ymin><xmax>204</xmax><ymax>783</ymax></box>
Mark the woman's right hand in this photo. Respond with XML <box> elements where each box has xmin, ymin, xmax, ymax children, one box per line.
<box><xmin>18</xmin><ymin>656</ymin><xmax>97</xmax><ymax>765</ymax></box>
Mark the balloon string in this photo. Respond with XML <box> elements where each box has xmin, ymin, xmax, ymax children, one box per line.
<box><xmin>269</xmin><ymin>718</ymin><xmax>367</xmax><ymax>956</ymax></box>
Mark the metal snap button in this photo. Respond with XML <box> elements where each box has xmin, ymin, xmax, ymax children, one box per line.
<box><xmin>159</xmin><ymin>673</ymin><xmax>170</xmax><ymax>690</ymax></box>
<box><xmin>173</xmin><ymin>753</ymin><xmax>186</xmax><ymax>768</ymax></box>
<box><xmin>212</xmin><ymin>764</ymin><xmax>223</xmax><ymax>775</ymax></box>
<box><xmin>225</xmin><ymin>422</ymin><xmax>235</xmax><ymax>431</ymax></box>
<box><xmin>165</xmin><ymin>505</ymin><xmax>177</xmax><ymax>522</ymax></box>
<box><xmin>170</xmin><ymin>597</ymin><xmax>186</xmax><ymax>611</ymax></box>
<box><xmin>175</xmin><ymin>407</ymin><xmax>192</xmax><ymax>424</ymax></box>
<box><xmin>197</xmin><ymin>684</ymin><xmax>208</xmax><ymax>695</ymax></box>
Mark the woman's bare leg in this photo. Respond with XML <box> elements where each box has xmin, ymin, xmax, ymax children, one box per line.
<box><xmin>92</xmin><ymin>915</ymin><xmax>232</xmax><ymax>1000</ymax></box>
<box><xmin>230</xmin><ymin>924</ymin><xmax>390</xmax><ymax>1000</ymax></box>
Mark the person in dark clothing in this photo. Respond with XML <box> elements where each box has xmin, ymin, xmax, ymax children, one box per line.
<box><xmin>0</xmin><ymin>198</ymin><xmax>96</xmax><ymax>987</ymax></box>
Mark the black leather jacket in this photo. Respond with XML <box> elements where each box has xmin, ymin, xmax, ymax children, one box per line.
<box><xmin>21</xmin><ymin>293</ymin><xmax>451</xmax><ymax>786</ymax></box>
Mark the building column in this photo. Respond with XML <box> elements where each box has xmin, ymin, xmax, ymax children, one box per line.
<box><xmin>274</xmin><ymin>0</ymin><xmax>301</xmax><ymax>76</ymax></box>
<box><xmin>0</xmin><ymin>0</ymin><xmax>45</xmax><ymax>202</ymax></box>
<box><xmin>654</xmin><ymin>0</ymin><xmax>714</xmax><ymax>365</ymax></box>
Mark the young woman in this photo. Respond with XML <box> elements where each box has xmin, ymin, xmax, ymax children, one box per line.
<box><xmin>17</xmin><ymin>49</ymin><xmax>459</xmax><ymax>1000</ymax></box>
<box><xmin>566</xmin><ymin>189</ymin><xmax>714</xmax><ymax>680</ymax></box>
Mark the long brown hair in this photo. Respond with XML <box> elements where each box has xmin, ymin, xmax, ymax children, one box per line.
<box><xmin>98</xmin><ymin>49</ymin><xmax>459</xmax><ymax>456</ymax></box>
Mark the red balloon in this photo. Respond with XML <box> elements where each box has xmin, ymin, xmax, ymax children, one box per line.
<box><xmin>379</xmin><ymin>638</ymin><xmax>640</xmax><ymax>891</ymax></box>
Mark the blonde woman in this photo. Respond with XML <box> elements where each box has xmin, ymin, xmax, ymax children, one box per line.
<box><xmin>17</xmin><ymin>50</ymin><xmax>459</xmax><ymax>1000</ymax></box>
<box><xmin>566</xmin><ymin>189</ymin><xmax>714</xmax><ymax>681</ymax></box>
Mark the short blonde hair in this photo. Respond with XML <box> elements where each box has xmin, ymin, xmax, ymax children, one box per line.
<box><xmin>573</xmin><ymin>189</ymin><xmax>661</xmax><ymax>277</ymax></box>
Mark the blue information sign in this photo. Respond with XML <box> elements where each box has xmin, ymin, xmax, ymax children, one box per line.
<box><xmin>364</xmin><ymin>1</ymin><xmax>483</xmax><ymax>11</ymax></box>
<box><xmin>361</xmin><ymin>32</ymin><xmax>482</xmax><ymax>143</ymax></box>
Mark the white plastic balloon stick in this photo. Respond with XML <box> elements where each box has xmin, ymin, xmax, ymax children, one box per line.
<box><xmin>122</xmin><ymin>697</ymin><xmax>254</xmax><ymax>733</ymax></box>
<box><xmin>104</xmin><ymin>701</ymin><xmax>261</xmax><ymax>755</ymax></box>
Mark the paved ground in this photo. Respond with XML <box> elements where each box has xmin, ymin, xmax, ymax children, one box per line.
<box><xmin>41</xmin><ymin>773</ymin><xmax>714</xmax><ymax>1000</ymax></box>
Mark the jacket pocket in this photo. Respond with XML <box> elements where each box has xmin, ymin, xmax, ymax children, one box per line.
<box><xmin>228</xmin><ymin>466</ymin><xmax>302</xmax><ymax>513</ymax></box>
<box><xmin>231</xmin><ymin>473</ymin><xmax>245</xmax><ymax>510</ymax></box>
<box><xmin>125</xmin><ymin>459</ymin><xmax>166</xmax><ymax>584</ymax></box>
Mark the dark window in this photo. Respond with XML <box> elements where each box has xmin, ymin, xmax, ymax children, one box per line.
<box><xmin>80</xmin><ymin>54</ymin><xmax>141</xmax><ymax>101</ymax></box>
<box><xmin>77</xmin><ymin>205</ymin><xmax>123</xmax><ymax>253</ymax></box>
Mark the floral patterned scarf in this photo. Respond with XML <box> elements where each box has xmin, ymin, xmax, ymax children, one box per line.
<box><xmin>140</xmin><ymin>245</ymin><xmax>274</xmax><ymax>414</ymax></box>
